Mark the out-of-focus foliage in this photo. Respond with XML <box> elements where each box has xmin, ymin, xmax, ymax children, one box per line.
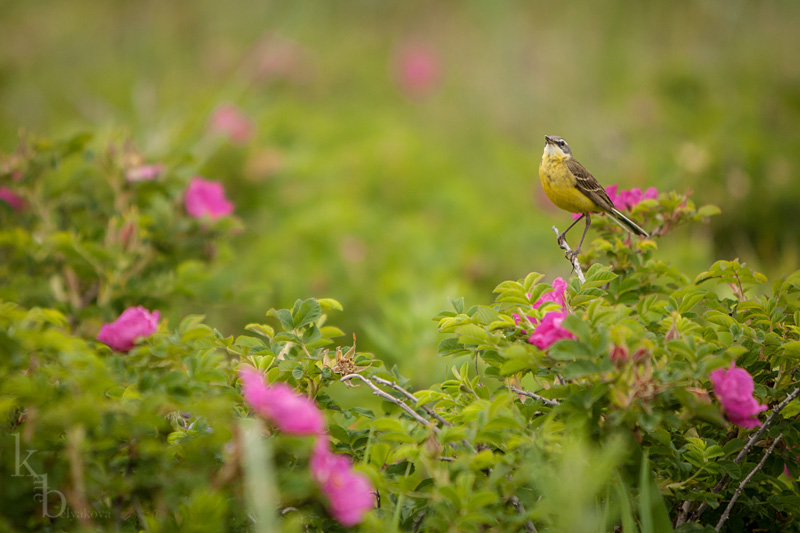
<box><xmin>0</xmin><ymin>133</ymin><xmax>241</xmax><ymax>337</ymax></box>
<box><xmin>2</xmin><ymin>2</ymin><xmax>800</xmax><ymax>531</ymax></box>
<box><xmin>2</xmin><ymin>1</ymin><xmax>799</xmax><ymax>374</ymax></box>
<box><xmin>3</xmin><ymin>192</ymin><xmax>800</xmax><ymax>530</ymax></box>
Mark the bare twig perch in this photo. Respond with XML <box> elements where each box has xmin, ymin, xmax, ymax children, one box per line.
<box><xmin>733</xmin><ymin>387</ymin><xmax>800</xmax><ymax>464</ymax></box>
<box><xmin>715</xmin><ymin>434</ymin><xmax>783</xmax><ymax>531</ymax></box>
<box><xmin>552</xmin><ymin>225</ymin><xmax>586</xmax><ymax>283</ymax></box>
<box><xmin>370</xmin><ymin>375</ymin><xmax>452</xmax><ymax>427</ymax></box>
<box><xmin>677</xmin><ymin>386</ymin><xmax>800</xmax><ymax>526</ymax></box>
<box><xmin>508</xmin><ymin>385</ymin><xmax>560</xmax><ymax>407</ymax></box>
<box><xmin>340</xmin><ymin>374</ymin><xmax>437</xmax><ymax>432</ymax></box>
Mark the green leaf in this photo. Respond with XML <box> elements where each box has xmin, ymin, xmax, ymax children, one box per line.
<box><xmin>455</xmin><ymin>324</ymin><xmax>488</xmax><ymax>345</ymax></box>
<box><xmin>500</xmin><ymin>358</ymin><xmax>531</xmax><ymax>376</ymax></box>
<box><xmin>178</xmin><ymin>314</ymin><xmax>207</xmax><ymax>334</ymax></box>
<box><xmin>319</xmin><ymin>325</ymin><xmax>345</xmax><ymax>339</ymax></box>
<box><xmin>548</xmin><ymin>339</ymin><xmax>593</xmax><ymax>361</ymax></box>
<box><xmin>245</xmin><ymin>323</ymin><xmax>275</xmax><ymax>338</ymax></box>
<box><xmin>473</xmin><ymin>306</ymin><xmax>500</xmax><ymax>325</ymax></box>
<box><xmin>696</xmin><ymin>204</ymin><xmax>721</xmax><ymax>218</ymax></box>
<box><xmin>301</xmin><ymin>325</ymin><xmax>321</xmax><ymax>343</ymax></box>
<box><xmin>583</xmin><ymin>264</ymin><xmax>618</xmax><ymax>289</ymax></box>
<box><xmin>560</xmin><ymin>359</ymin><xmax>600</xmax><ymax>379</ymax></box>
<box><xmin>448</xmin><ymin>297</ymin><xmax>464</xmax><ymax>314</ymax></box>
<box><xmin>317</xmin><ymin>298</ymin><xmax>343</xmax><ymax>312</ymax></box>
<box><xmin>293</xmin><ymin>298</ymin><xmax>322</xmax><ymax>329</ymax></box>
<box><xmin>560</xmin><ymin>313</ymin><xmax>591</xmax><ymax>341</ymax></box>
<box><xmin>369</xmin><ymin>442</ymin><xmax>390</xmax><ymax>468</ymax></box>
<box><xmin>372</xmin><ymin>418</ymin><xmax>406</xmax><ymax>433</ymax></box>
<box><xmin>467</xmin><ymin>490</ymin><xmax>499</xmax><ymax>509</ymax></box>
<box><xmin>235</xmin><ymin>336</ymin><xmax>267</xmax><ymax>349</ymax></box>
<box><xmin>269</xmin><ymin>309</ymin><xmax>294</xmax><ymax>331</ymax></box>
<box><xmin>522</xmin><ymin>272</ymin><xmax>545</xmax><ymax>292</ymax></box>
<box><xmin>782</xmin><ymin>341</ymin><xmax>800</xmax><ymax>360</ymax></box>
<box><xmin>722</xmin><ymin>438</ymin><xmax>745</xmax><ymax>456</ymax></box>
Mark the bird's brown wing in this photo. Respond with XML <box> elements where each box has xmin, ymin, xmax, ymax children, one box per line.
<box><xmin>566</xmin><ymin>159</ymin><xmax>616</xmax><ymax>213</ymax></box>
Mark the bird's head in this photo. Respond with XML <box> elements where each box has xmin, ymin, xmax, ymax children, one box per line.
<box><xmin>543</xmin><ymin>135</ymin><xmax>573</xmax><ymax>159</ymax></box>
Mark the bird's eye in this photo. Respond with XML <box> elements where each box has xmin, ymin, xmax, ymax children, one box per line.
<box><xmin>558</xmin><ymin>141</ymin><xmax>566</xmax><ymax>147</ymax></box>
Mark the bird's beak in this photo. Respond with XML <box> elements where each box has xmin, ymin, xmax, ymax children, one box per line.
<box><xmin>544</xmin><ymin>135</ymin><xmax>555</xmax><ymax>145</ymax></box>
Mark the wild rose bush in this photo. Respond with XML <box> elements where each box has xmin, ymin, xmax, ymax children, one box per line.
<box><xmin>3</xmin><ymin>136</ymin><xmax>800</xmax><ymax>532</ymax></box>
<box><xmin>0</xmin><ymin>133</ymin><xmax>241</xmax><ymax>334</ymax></box>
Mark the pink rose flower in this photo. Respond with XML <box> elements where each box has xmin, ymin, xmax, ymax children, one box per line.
<box><xmin>514</xmin><ymin>278</ymin><xmax>574</xmax><ymax>351</ymax></box>
<box><xmin>239</xmin><ymin>368</ymin><xmax>325</xmax><ymax>435</ymax></box>
<box><xmin>209</xmin><ymin>103</ymin><xmax>254</xmax><ymax>144</ymax></box>
<box><xmin>618</xmin><ymin>187</ymin><xmax>658</xmax><ymax>210</ymax></box>
<box><xmin>528</xmin><ymin>310</ymin><xmax>575</xmax><ymax>350</ymax></box>
<box><xmin>513</xmin><ymin>277</ymin><xmax>567</xmax><ymax>327</ymax></box>
<box><xmin>394</xmin><ymin>43</ymin><xmax>440</xmax><ymax>98</ymax></box>
<box><xmin>710</xmin><ymin>363</ymin><xmax>768</xmax><ymax>428</ymax></box>
<box><xmin>0</xmin><ymin>187</ymin><xmax>24</xmax><ymax>211</ymax></box>
<box><xmin>184</xmin><ymin>176</ymin><xmax>234</xmax><ymax>220</ymax></box>
<box><xmin>533</xmin><ymin>276</ymin><xmax>567</xmax><ymax>310</ymax></box>
<box><xmin>96</xmin><ymin>306</ymin><xmax>160</xmax><ymax>352</ymax></box>
<box><xmin>251</xmin><ymin>35</ymin><xmax>308</xmax><ymax>83</ymax></box>
<box><xmin>571</xmin><ymin>185</ymin><xmax>658</xmax><ymax>219</ymax></box>
<box><xmin>126</xmin><ymin>163</ymin><xmax>164</xmax><ymax>182</ymax></box>
<box><xmin>311</xmin><ymin>439</ymin><xmax>375</xmax><ymax>526</ymax></box>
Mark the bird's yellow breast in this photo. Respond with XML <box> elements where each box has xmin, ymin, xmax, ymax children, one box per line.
<box><xmin>539</xmin><ymin>155</ymin><xmax>598</xmax><ymax>214</ymax></box>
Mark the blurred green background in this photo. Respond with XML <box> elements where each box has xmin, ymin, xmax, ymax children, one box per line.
<box><xmin>3</xmin><ymin>0</ymin><xmax>799</xmax><ymax>382</ymax></box>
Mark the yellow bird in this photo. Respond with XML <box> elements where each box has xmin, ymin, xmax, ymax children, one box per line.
<box><xmin>539</xmin><ymin>135</ymin><xmax>647</xmax><ymax>258</ymax></box>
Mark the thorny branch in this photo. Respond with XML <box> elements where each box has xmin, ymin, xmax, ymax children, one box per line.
<box><xmin>370</xmin><ymin>375</ymin><xmax>452</xmax><ymax>427</ymax></box>
<box><xmin>508</xmin><ymin>385</ymin><xmax>560</xmax><ymax>407</ymax></box>
<box><xmin>714</xmin><ymin>434</ymin><xmax>783</xmax><ymax>531</ymax></box>
<box><xmin>340</xmin><ymin>374</ymin><xmax>437</xmax><ymax>432</ymax></box>
<box><xmin>509</xmin><ymin>495</ymin><xmax>538</xmax><ymax>533</ymax></box>
<box><xmin>676</xmin><ymin>387</ymin><xmax>800</xmax><ymax>525</ymax></box>
<box><xmin>733</xmin><ymin>387</ymin><xmax>800</xmax><ymax>464</ymax></box>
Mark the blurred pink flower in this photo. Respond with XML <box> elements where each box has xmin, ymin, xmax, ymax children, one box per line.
<box><xmin>571</xmin><ymin>185</ymin><xmax>658</xmax><ymax>219</ymax></box>
<box><xmin>0</xmin><ymin>187</ymin><xmax>24</xmax><ymax>211</ymax></box>
<box><xmin>251</xmin><ymin>35</ymin><xmax>309</xmax><ymax>83</ymax></box>
<box><xmin>394</xmin><ymin>43</ymin><xmax>440</xmax><ymax>98</ymax></box>
<box><xmin>185</xmin><ymin>176</ymin><xmax>234</xmax><ymax>220</ymax></box>
<box><xmin>528</xmin><ymin>310</ymin><xmax>575</xmax><ymax>350</ymax></box>
<box><xmin>239</xmin><ymin>368</ymin><xmax>326</xmax><ymax>435</ymax></box>
<box><xmin>209</xmin><ymin>103</ymin><xmax>254</xmax><ymax>144</ymax></box>
<box><xmin>605</xmin><ymin>184</ymin><xmax>621</xmax><ymax>208</ymax></box>
<box><xmin>618</xmin><ymin>187</ymin><xmax>658</xmax><ymax>210</ymax></box>
<box><xmin>96</xmin><ymin>306</ymin><xmax>160</xmax><ymax>352</ymax></box>
<box><xmin>311</xmin><ymin>439</ymin><xmax>375</xmax><ymax>526</ymax></box>
<box><xmin>710</xmin><ymin>363</ymin><xmax>768</xmax><ymax>428</ymax></box>
<box><xmin>126</xmin><ymin>163</ymin><xmax>164</xmax><ymax>182</ymax></box>
<box><xmin>533</xmin><ymin>277</ymin><xmax>567</xmax><ymax>310</ymax></box>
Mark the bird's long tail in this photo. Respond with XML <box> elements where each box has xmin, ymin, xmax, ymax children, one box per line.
<box><xmin>608</xmin><ymin>208</ymin><xmax>648</xmax><ymax>237</ymax></box>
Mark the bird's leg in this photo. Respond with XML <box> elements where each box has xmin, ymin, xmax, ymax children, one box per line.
<box><xmin>557</xmin><ymin>214</ymin><xmax>585</xmax><ymax>248</ymax></box>
<box><xmin>567</xmin><ymin>214</ymin><xmax>591</xmax><ymax>261</ymax></box>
